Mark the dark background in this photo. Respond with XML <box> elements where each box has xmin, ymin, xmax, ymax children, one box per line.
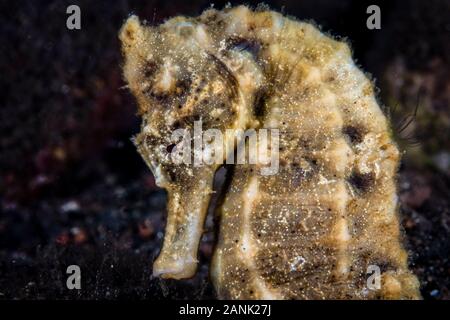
<box><xmin>0</xmin><ymin>0</ymin><xmax>449</xmax><ymax>299</ymax></box>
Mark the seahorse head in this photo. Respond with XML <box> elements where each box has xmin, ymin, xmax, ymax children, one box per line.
<box><xmin>119</xmin><ymin>14</ymin><xmax>263</xmax><ymax>279</ymax></box>
<box><xmin>120</xmin><ymin>15</ymin><xmax>263</xmax><ymax>186</ymax></box>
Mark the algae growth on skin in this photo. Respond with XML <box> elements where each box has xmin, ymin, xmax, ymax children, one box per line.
<box><xmin>120</xmin><ymin>5</ymin><xmax>420</xmax><ymax>299</ymax></box>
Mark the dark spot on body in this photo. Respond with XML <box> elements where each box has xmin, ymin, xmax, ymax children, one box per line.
<box><xmin>207</xmin><ymin>53</ymin><xmax>239</xmax><ymax>101</ymax></box>
<box><xmin>168</xmin><ymin>170</ymin><xmax>177</xmax><ymax>183</ymax></box>
<box><xmin>201</xmin><ymin>12</ymin><xmax>220</xmax><ymax>25</ymax></box>
<box><xmin>326</xmin><ymin>75</ymin><xmax>336</xmax><ymax>82</ymax></box>
<box><xmin>144</xmin><ymin>135</ymin><xmax>159</xmax><ymax>146</ymax></box>
<box><xmin>374</xmin><ymin>260</ymin><xmax>397</xmax><ymax>273</ymax></box>
<box><xmin>349</xmin><ymin>172</ymin><xmax>375</xmax><ymax>193</ymax></box>
<box><xmin>343</xmin><ymin>125</ymin><xmax>366</xmax><ymax>144</ymax></box>
<box><xmin>226</xmin><ymin>37</ymin><xmax>261</xmax><ymax>59</ymax></box>
<box><xmin>179</xmin><ymin>113</ymin><xmax>201</xmax><ymax>126</ymax></box>
<box><xmin>175</xmin><ymin>78</ymin><xmax>191</xmax><ymax>97</ymax></box>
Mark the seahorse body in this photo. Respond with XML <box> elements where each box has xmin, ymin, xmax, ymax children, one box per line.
<box><xmin>119</xmin><ymin>6</ymin><xmax>420</xmax><ymax>299</ymax></box>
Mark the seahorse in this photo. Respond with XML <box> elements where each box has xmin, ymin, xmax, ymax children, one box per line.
<box><xmin>119</xmin><ymin>5</ymin><xmax>420</xmax><ymax>299</ymax></box>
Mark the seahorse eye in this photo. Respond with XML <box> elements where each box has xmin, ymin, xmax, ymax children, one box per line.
<box><xmin>143</xmin><ymin>61</ymin><xmax>158</xmax><ymax>78</ymax></box>
<box><xmin>226</xmin><ymin>36</ymin><xmax>261</xmax><ymax>59</ymax></box>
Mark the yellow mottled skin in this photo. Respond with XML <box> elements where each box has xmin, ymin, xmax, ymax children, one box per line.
<box><xmin>120</xmin><ymin>5</ymin><xmax>420</xmax><ymax>299</ymax></box>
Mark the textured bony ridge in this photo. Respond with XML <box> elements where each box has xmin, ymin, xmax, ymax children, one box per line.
<box><xmin>119</xmin><ymin>5</ymin><xmax>421</xmax><ymax>299</ymax></box>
